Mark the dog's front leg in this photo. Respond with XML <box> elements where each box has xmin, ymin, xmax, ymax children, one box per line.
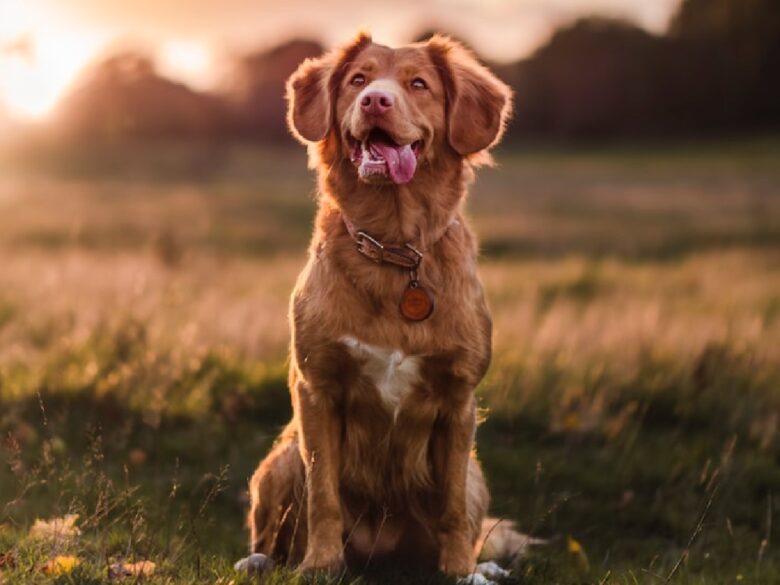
<box><xmin>295</xmin><ymin>379</ymin><xmax>345</xmax><ymax>574</ymax></box>
<box><xmin>436</xmin><ymin>396</ymin><xmax>479</xmax><ymax>576</ymax></box>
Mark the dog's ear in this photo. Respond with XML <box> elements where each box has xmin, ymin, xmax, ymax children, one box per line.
<box><xmin>286</xmin><ymin>55</ymin><xmax>333</xmax><ymax>143</ymax></box>
<box><xmin>286</xmin><ymin>32</ymin><xmax>372</xmax><ymax>143</ymax></box>
<box><xmin>427</xmin><ymin>36</ymin><xmax>513</xmax><ymax>156</ymax></box>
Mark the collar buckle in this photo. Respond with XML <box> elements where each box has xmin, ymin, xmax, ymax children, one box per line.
<box><xmin>355</xmin><ymin>231</ymin><xmax>385</xmax><ymax>264</ymax></box>
<box><xmin>355</xmin><ymin>231</ymin><xmax>422</xmax><ymax>270</ymax></box>
<box><xmin>402</xmin><ymin>243</ymin><xmax>423</xmax><ymax>269</ymax></box>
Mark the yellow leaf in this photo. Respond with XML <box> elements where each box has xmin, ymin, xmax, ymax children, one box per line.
<box><xmin>567</xmin><ymin>536</ymin><xmax>590</xmax><ymax>572</ymax></box>
<box><xmin>109</xmin><ymin>560</ymin><xmax>156</xmax><ymax>578</ymax></box>
<box><xmin>29</xmin><ymin>514</ymin><xmax>80</xmax><ymax>544</ymax></box>
<box><xmin>567</xmin><ymin>536</ymin><xmax>582</xmax><ymax>554</ymax></box>
<box><xmin>41</xmin><ymin>555</ymin><xmax>80</xmax><ymax>575</ymax></box>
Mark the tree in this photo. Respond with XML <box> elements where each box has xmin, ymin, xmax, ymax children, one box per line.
<box><xmin>511</xmin><ymin>18</ymin><xmax>672</xmax><ymax>138</ymax></box>
<box><xmin>53</xmin><ymin>52</ymin><xmax>229</xmax><ymax>141</ymax></box>
<box><xmin>226</xmin><ymin>40</ymin><xmax>323</xmax><ymax>141</ymax></box>
<box><xmin>671</xmin><ymin>0</ymin><xmax>780</xmax><ymax>127</ymax></box>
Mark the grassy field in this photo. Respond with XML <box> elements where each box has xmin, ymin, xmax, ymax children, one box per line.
<box><xmin>0</xmin><ymin>139</ymin><xmax>778</xmax><ymax>584</ymax></box>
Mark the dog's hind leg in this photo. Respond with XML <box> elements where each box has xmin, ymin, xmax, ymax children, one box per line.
<box><xmin>246</xmin><ymin>422</ymin><xmax>308</xmax><ymax>567</ymax></box>
<box><xmin>448</xmin><ymin>462</ymin><xmax>503</xmax><ymax>585</ymax></box>
<box><xmin>465</xmin><ymin>457</ymin><xmax>490</xmax><ymax>550</ymax></box>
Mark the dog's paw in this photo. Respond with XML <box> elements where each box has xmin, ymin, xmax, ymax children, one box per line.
<box><xmin>439</xmin><ymin>533</ymin><xmax>476</xmax><ymax>576</ymax></box>
<box><xmin>456</xmin><ymin>561</ymin><xmax>511</xmax><ymax>585</ymax></box>
<box><xmin>457</xmin><ymin>573</ymin><xmax>497</xmax><ymax>585</ymax></box>
<box><xmin>234</xmin><ymin>553</ymin><xmax>273</xmax><ymax>575</ymax></box>
<box><xmin>297</xmin><ymin>547</ymin><xmax>345</xmax><ymax>576</ymax></box>
<box><xmin>475</xmin><ymin>561</ymin><xmax>510</xmax><ymax>580</ymax></box>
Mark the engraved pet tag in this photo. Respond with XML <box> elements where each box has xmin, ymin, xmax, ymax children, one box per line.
<box><xmin>400</xmin><ymin>281</ymin><xmax>434</xmax><ymax>321</ymax></box>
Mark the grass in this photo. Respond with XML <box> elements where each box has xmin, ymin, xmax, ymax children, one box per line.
<box><xmin>0</xmin><ymin>139</ymin><xmax>778</xmax><ymax>583</ymax></box>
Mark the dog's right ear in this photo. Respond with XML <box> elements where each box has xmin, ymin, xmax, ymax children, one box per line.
<box><xmin>286</xmin><ymin>32</ymin><xmax>372</xmax><ymax>143</ymax></box>
<box><xmin>286</xmin><ymin>55</ymin><xmax>332</xmax><ymax>143</ymax></box>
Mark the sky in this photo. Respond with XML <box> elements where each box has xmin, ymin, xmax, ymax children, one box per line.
<box><xmin>0</xmin><ymin>0</ymin><xmax>681</xmax><ymax>121</ymax></box>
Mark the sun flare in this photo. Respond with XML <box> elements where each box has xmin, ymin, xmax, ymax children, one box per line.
<box><xmin>0</xmin><ymin>0</ymin><xmax>682</xmax><ymax>121</ymax></box>
<box><xmin>0</xmin><ymin>26</ymin><xmax>107</xmax><ymax>120</ymax></box>
<box><xmin>158</xmin><ymin>41</ymin><xmax>215</xmax><ymax>90</ymax></box>
<box><xmin>0</xmin><ymin>5</ymin><xmax>216</xmax><ymax>120</ymax></box>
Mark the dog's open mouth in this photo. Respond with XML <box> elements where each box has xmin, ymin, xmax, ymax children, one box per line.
<box><xmin>349</xmin><ymin>129</ymin><xmax>423</xmax><ymax>185</ymax></box>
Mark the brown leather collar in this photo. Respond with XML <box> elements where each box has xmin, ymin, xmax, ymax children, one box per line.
<box><xmin>341</xmin><ymin>214</ymin><xmax>458</xmax><ymax>270</ymax></box>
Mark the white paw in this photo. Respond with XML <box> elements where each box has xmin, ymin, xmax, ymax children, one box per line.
<box><xmin>475</xmin><ymin>561</ymin><xmax>510</xmax><ymax>580</ymax></box>
<box><xmin>234</xmin><ymin>553</ymin><xmax>273</xmax><ymax>575</ymax></box>
<box><xmin>458</xmin><ymin>573</ymin><xmax>497</xmax><ymax>585</ymax></box>
<box><xmin>457</xmin><ymin>561</ymin><xmax>511</xmax><ymax>585</ymax></box>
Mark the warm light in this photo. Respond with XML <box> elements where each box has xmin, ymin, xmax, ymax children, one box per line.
<box><xmin>0</xmin><ymin>1</ymin><xmax>104</xmax><ymax>119</ymax></box>
<box><xmin>0</xmin><ymin>0</ymin><xmax>681</xmax><ymax>120</ymax></box>
<box><xmin>158</xmin><ymin>40</ymin><xmax>215</xmax><ymax>90</ymax></box>
<box><xmin>0</xmin><ymin>33</ymin><xmax>104</xmax><ymax>120</ymax></box>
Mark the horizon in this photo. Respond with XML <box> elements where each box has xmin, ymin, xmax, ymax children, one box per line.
<box><xmin>0</xmin><ymin>0</ymin><xmax>681</xmax><ymax>122</ymax></box>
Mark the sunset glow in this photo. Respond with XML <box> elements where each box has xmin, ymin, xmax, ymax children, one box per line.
<box><xmin>0</xmin><ymin>0</ymin><xmax>681</xmax><ymax>121</ymax></box>
<box><xmin>158</xmin><ymin>41</ymin><xmax>216</xmax><ymax>91</ymax></box>
<box><xmin>0</xmin><ymin>1</ymin><xmax>105</xmax><ymax>119</ymax></box>
<box><xmin>0</xmin><ymin>32</ymin><xmax>104</xmax><ymax>119</ymax></box>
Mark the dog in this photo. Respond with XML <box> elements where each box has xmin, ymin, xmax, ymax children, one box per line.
<box><xmin>236</xmin><ymin>32</ymin><xmax>524</xmax><ymax>581</ymax></box>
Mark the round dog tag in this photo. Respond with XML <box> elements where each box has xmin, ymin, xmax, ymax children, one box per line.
<box><xmin>400</xmin><ymin>282</ymin><xmax>434</xmax><ymax>321</ymax></box>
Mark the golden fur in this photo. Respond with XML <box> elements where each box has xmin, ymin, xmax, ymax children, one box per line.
<box><xmin>246</xmin><ymin>32</ymin><xmax>513</xmax><ymax>576</ymax></box>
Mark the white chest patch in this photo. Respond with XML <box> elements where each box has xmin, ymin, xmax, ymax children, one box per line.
<box><xmin>340</xmin><ymin>336</ymin><xmax>422</xmax><ymax>416</ymax></box>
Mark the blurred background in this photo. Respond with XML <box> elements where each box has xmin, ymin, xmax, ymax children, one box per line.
<box><xmin>1</xmin><ymin>0</ymin><xmax>779</xmax><ymax>142</ymax></box>
<box><xmin>0</xmin><ymin>1</ymin><xmax>778</xmax><ymax>584</ymax></box>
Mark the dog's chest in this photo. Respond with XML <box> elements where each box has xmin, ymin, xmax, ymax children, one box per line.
<box><xmin>340</xmin><ymin>336</ymin><xmax>422</xmax><ymax>415</ymax></box>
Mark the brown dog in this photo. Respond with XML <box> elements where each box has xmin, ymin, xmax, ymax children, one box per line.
<box><xmin>240</xmin><ymin>32</ymin><xmax>515</xmax><ymax>579</ymax></box>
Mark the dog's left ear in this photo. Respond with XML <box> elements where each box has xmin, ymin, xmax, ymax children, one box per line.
<box><xmin>427</xmin><ymin>36</ymin><xmax>513</xmax><ymax>156</ymax></box>
<box><xmin>286</xmin><ymin>32</ymin><xmax>372</xmax><ymax>143</ymax></box>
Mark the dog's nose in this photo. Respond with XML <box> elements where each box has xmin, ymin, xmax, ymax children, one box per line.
<box><xmin>360</xmin><ymin>91</ymin><xmax>394</xmax><ymax>115</ymax></box>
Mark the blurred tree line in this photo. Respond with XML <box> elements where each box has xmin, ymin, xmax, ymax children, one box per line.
<box><xmin>50</xmin><ymin>0</ymin><xmax>780</xmax><ymax>143</ymax></box>
<box><xmin>505</xmin><ymin>0</ymin><xmax>780</xmax><ymax>138</ymax></box>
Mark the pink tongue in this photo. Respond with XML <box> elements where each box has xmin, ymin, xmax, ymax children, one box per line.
<box><xmin>372</xmin><ymin>140</ymin><xmax>417</xmax><ymax>184</ymax></box>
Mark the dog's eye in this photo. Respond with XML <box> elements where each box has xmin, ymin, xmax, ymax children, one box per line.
<box><xmin>350</xmin><ymin>73</ymin><xmax>366</xmax><ymax>86</ymax></box>
<box><xmin>411</xmin><ymin>77</ymin><xmax>428</xmax><ymax>90</ymax></box>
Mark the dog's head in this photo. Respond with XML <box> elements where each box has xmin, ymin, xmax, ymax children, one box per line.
<box><xmin>286</xmin><ymin>33</ymin><xmax>512</xmax><ymax>186</ymax></box>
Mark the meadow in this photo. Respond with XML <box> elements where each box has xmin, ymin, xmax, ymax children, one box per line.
<box><xmin>0</xmin><ymin>139</ymin><xmax>778</xmax><ymax>584</ymax></box>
